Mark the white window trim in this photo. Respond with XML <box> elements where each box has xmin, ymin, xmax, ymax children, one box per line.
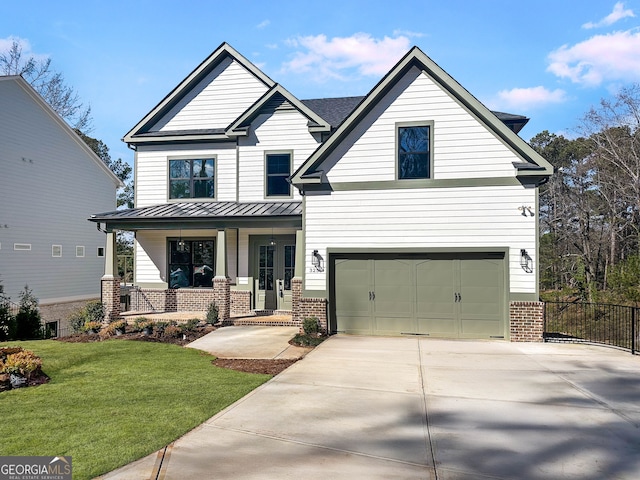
<box><xmin>76</xmin><ymin>246</ymin><xmax>85</xmax><ymax>258</ymax></box>
<box><xmin>14</xmin><ymin>243</ymin><xmax>32</xmax><ymax>251</ymax></box>
<box><xmin>52</xmin><ymin>245</ymin><xmax>62</xmax><ymax>257</ymax></box>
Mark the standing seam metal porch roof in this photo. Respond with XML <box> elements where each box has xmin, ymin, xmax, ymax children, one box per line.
<box><xmin>89</xmin><ymin>201</ymin><xmax>302</xmax><ymax>229</ymax></box>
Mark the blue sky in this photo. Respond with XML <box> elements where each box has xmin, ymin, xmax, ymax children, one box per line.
<box><xmin>2</xmin><ymin>1</ymin><xmax>640</xmax><ymax>167</ymax></box>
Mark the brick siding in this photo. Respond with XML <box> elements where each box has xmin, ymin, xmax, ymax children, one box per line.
<box><xmin>230</xmin><ymin>290</ymin><xmax>252</xmax><ymax>316</ymax></box>
<box><xmin>509</xmin><ymin>301</ymin><xmax>544</xmax><ymax>342</ymax></box>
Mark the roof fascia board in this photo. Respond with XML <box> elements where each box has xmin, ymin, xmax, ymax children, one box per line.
<box><xmin>291</xmin><ymin>47</ymin><xmax>553</xmax><ymax>185</ymax></box>
<box><xmin>226</xmin><ymin>84</ymin><xmax>331</xmax><ymax>135</ymax></box>
<box><xmin>126</xmin><ymin>132</ymin><xmax>232</xmax><ymax>145</ymax></box>
<box><xmin>7</xmin><ymin>76</ymin><xmax>123</xmax><ymax>188</ymax></box>
<box><xmin>123</xmin><ymin>42</ymin><xmax>276</xmax><ymax>144</ymax></box>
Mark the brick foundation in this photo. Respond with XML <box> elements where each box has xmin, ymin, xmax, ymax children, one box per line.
<box><xmin>230</xmin><ymin>290</ymin><xmax>252</xmax><ymax>316</ymax></box>
<box><xmin>101</xmin><ymin>278</ymin><xmax>121</xmax><ymax>323</ymax></box>
<box><xmin>510</xmin><ymin>301</ymin><xmax>544</xmax><ymax>342</ymax></box>
<box><xmin>213</xmin><ymin>277</ymin><xmax>231</xmax><ymax>321</ymax></box>
<box><xmin>295</xmin><ymin>297</ymin><xmax>328</xmax><ymax>333</ymax></box>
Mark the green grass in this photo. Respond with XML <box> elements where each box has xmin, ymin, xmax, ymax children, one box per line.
<box><xmin>0</xmin><ymin>340</ymin><xmax>271</xmax><ymax>479</ymax></box>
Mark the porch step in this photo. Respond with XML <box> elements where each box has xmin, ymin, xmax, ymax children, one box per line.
<box><xmin>226</xmin><ymin>313</ymin><xmax>298</xmax><ymax>327</ymax></box>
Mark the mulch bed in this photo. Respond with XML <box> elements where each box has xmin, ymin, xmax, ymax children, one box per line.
<box><xmin>212</xmin><ymin>358</ymin><xmax>299</xmax><ymax>375</ymax></box>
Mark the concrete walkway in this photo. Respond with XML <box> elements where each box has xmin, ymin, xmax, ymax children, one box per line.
<box><xmin>186</xmin><ymin>325</ymin><xmax>310</xmax><ymax>359</ymax></box>
<box><xmin>98</xmin><ymin>336</ymin><xmax>640</xmax><ymax>480</ymax></box>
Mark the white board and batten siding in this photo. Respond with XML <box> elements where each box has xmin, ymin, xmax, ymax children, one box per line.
<box><xmin>324</xmin><ymin>66</ymin><xmax>519</xmax><ymax>184</ymax></box>
<box><xmin>304</xmin><ymin>187</ymin><xmax>538</xmax><ymax>294</ymax></box>
<box><xmin>0</xmin><ymin>77</ymin><xmax>119</xmax><ymax>303</ymax></box>
<box><xmin>151</xmin><ymin>57</ymin><xmax>269</xmax><ymax>132</ymax></box>
<box><xmin>238</xmin><ymin>110</ymin><xmax>321</xmax><ymax>202</ymax></box>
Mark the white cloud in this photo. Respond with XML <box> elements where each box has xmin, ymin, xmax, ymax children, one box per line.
<box><xmin>392</xmin><ymin>29</ymin><xmax>426</xmax><ymax>39</ymax></box>
<box><xmin>495</xmin><ymin>86</ymin><xmax>567</xmax><ymax>110</ymax></box>
<box><xmin>548</xmin><ymin>29</ymin><xmax>640</xmax><ymax>86</ymax></box>
<box><xmin>282</xmin><ymin>33</ymin><xmax>410</xmax><ymax>81</ymax></box>
<box><xmin>583</xmin><ymin>2</ymin><xmax>634</xmax><ymax>29</ymax></box>
<box><xmin>256</xmin><ymin>20</ymin><xmax>270</xmax><ymax>29</ymax></box>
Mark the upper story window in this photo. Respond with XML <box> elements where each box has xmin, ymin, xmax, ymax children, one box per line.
<box><xmin>265</xmin><ymin>152</ymin><xmax>291</xmax><ymax>197</ymax></box>
<box><xmin>169</xmin><ymin>158</ymin><xmax>215</xmax><ymax>199</ymax></box>
<box><xmin>398</xmin><ymin>123</ymin><xmax>432</xmax><ymax>180</ymax></box>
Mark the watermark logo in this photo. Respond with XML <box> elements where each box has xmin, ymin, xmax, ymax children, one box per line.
<box><xmin>0</xmin><ymin>456</ymin><xmax>72</xmax><ymax>480</ymax></box>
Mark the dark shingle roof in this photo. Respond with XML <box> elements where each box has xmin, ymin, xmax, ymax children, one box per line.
<box><xmin>301</xmin><ymin>96</ymin><xmax>365</xmax><ymax>129</ymax></box>
<box><xmin>302</xmin><ymin>97</ymin><xmax>528</xmax><ymax>134</ymax></box>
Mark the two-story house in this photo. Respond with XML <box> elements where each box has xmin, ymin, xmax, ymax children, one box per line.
<box><xmin>91</xmin><ymin>43</ymin><xmax>553</xmax><ymax>341</ymax></box>
<box><xmin>0</xmin><ymin>75</ymin><xmax>122</xmax><ymax>332</ymax></box>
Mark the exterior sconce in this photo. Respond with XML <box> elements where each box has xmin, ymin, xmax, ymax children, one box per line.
<box><xmin>518</xmin><ymin>206</ymin><xmax>534</xmax><ymax>217</ymax></box>
<box><xmin>177</xmin><ymin>230</ymin><xmax>186</xmax><ymax>252</ymax></box>
<box><xmin>311</xmin><ymin>249</ymin><xmax>324</xmax><ymax>272</ymax></box>
<box><xmin>520</xmin><ymin>249</ymin><xmax>533</xmax><ymax>273</ymax></box>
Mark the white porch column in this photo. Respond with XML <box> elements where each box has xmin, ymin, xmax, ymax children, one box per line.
<box><xmin>213</xmin><ymin>229</ymin><xmax>230</xmax><ymax>321</ymax></box>
<box><xmin>103</xmin><ymin>231</ymin><xmax>118</xmax><ymax>279</ymax></box>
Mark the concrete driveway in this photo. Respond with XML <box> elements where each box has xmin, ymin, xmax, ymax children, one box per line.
<box><xmin>99</xmin><ymin>335</ymin><xmax>640</xmax><ymax>480</ymax></box>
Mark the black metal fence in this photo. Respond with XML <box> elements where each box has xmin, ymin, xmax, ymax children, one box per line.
<box><xmin>544</xmin><ymin>301</ymin><xmax>639</xmax><ymax>354</ymax></box>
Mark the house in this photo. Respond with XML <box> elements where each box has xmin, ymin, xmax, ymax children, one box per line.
<box><xmin>0</xmin><ymin>75</ymin><xmax>122</xmax><ymax>332</ymax></box>
<box><xmin>91</xmin><ymin>43</ymin><xmax>553</xmax><ymax>341</ymax></box>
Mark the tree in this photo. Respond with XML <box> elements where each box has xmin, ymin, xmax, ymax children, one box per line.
<box><xmin>0</xmin><ymin>39</ymin><xmax>91</xmax><ymax>132</ymax></box>
<box><xmin>14</xmin><ymin>286</ymin><xmax>42</xmax><ymax>340</ymax></box>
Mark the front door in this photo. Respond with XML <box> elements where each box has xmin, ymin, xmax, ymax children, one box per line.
<box><xmin>253</xmin><ymin>235</ymin><xmax>296</xmax><ymax>311</ymax></box>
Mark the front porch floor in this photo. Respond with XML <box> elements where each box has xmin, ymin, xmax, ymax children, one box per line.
<box><xmin>121</xmin><ymin>311</ymin><xmax>296</xmax><ymax>327</ymax></box>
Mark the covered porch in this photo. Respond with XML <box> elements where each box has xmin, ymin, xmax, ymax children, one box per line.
<box><xmin>90</xmin><ymin>201</ymin><xmax>306</xmax><ymax>325</ymax></box>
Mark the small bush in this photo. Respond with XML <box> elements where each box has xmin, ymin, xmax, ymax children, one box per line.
<box><xmin>206</xmin><ymin>302</ymin><xmax>219</xmax><ymax>325</ymax></box>
<box><xmin>0</xmin><ymin>349</ymin><xmax>42</xmax><ymax>379</ymax></box>
<box><xmin>164</xmin><ymin>325</ymin><xmax>183</xmax><ymax>338</ymax></box>
<box><xmin>133</xmin><ymin>317</ymin><xmax>152</xmax><ymax>333</ymax></box>
<box><xmin>15</xmin><ymin>286</ymin><xmax>42</xmax><ymax>340</ymax></box>
<box><xmin>84</xmin><ymin>300</ymin><xmax>105</xmax><ymax>324</ymax></box>
<box><xmin>182</xmin><ymin>318</ymin><xmax>200</xmax><ymax>332</ymax></box>
<box><xmin>67</xmin><ymin>300</ymin><xmax>106</xmax><ymax>333</ymax></box>
<box><xmin>83</xmin><ymin>321</ymin><xmax>102</xmax><ymax>333</ymax></box>
<box><xmin>291</xmin><ymin>333</ymin><xmax>326</xmax><ymax>347</ymax></box>
<box><xmin>104</xmin><ymin>320</ymin><xmax>126</xmax><ymax>335</ymax></box>
<box><xmin>302</xmin><ymin>317</ymin><xmax>320</xmax><ymax>336</ymax></box>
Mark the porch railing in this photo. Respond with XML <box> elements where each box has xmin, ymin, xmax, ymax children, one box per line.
<box><xmin>544</xmin><ymin>301</ymin><xmax>639</xmax><ymax>354</ymax></box>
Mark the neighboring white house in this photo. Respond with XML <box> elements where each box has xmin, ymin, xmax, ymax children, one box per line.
<box><xmin>92</xmin><ymin>43</ymin><xmax>553</xmax><ymax>341</ymax></box>
<box><xmin>0</xmin><ymin>75</ymin><xmax>122</xmax><ymax>329</ymax></box>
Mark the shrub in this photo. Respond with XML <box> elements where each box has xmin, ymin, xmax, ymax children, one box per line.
<box><xmin>133</xmin><ymin>317</ymin><xmax>153</xmax><ymax>333</ymax></box>
<box><xmin>0</xmin><ymin>349</ymin><xmax>42</xmax><ymax>379</ymax></box>
<box><xmin>206</xmin><ymin>302</ymin><xmax>219</xmax><ymax>325</ymax></box>
<box><xmin>67</xmin><ymin>300</ymin><xmax>106</xmax><ymax>333</ymax></box>
<box><xmin>14</xmin><ymin>286</ymin><xmax>42</xmax><ymax>340</ymax></box>
<box><xmin>182</xmin><ymin>318</ymin><xmax>200</xmax><ymax>332</ymax></box>
<box><xmin>302</xmin><ymin>317</ymin><xmax>320</xmax><ymax>336</ymax></box>
<box><xmin>104</xmin><ymin>320</ymin><xmax>127</xmax><ymax>335</ymax></box>
<box><xmin>164</xmin><ymin>325</ymin><xmax>183</xmax><ymax>338</ymax></box>
<box><xmin>83</xmin><ymin>321</ymin><xmax>102</xmax><ymax>333</ymax></box>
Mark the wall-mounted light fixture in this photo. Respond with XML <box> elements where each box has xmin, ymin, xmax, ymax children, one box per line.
<box><xmin>269</xmin><ymin>227</ymin><xmax>276</xmax><ymax>246</ymax></box>
<box><xmin>311</xmin><ymin>249</ymin><xmax>324</xmax><ymax>272</ymax></box>
<box><xmin>520</xmin><ymin>249</ymin><xmax>533</xmax><ymax>273</ymax></box>
<box><xmin>518</xmin><ymin>206</ymin><xmax>534</xmax><ymax>217</ymax></box>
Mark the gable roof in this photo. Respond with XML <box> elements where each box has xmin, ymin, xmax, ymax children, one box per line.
<box><xmin>291</xmin><ymin>46</ymin><xmax>554</xmax><ymax>186</ymax></box>
<box><xmin>226</xmin><ymin>84</ymin><xmax>331</xmax><ymax>136</ymax></box>
<box><xmin>123</xmin><ymin>42</ymin><xmax>276</xmax><ymax>145</ymax></box>
<box><xmin>0</xmin><ymin>75</ymin><xmax>122</xmax><ymax>188</ymax></box>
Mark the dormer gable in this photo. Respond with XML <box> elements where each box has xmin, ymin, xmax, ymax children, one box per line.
<box><xmin>226</xmin><ymin>84</ymin><xmax>332</xmax><ymax>137</ymax></box>
<box><xmin>124</xmin><ymin>43</ymin><xmax>275</xmax><ymax>146</ymax></box>
<box><xmin>291</xmin><ymin>46</ymin><xmax>554</xmax><ymax>188</ymax></box>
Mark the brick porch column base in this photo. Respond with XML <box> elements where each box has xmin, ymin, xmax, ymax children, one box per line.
<box><xmin>213</xmin><ymin>277</ymin><xmax>231</xmax><ymax>322</ymax></box>
<box><xmin>291</xmin><ymin>278</ymin><xmax>302</xmax><ymax>322</ymax></box>
<box><xmin>510</xmin><ymin>301</ymin><xmax>544</xmax><ymax>342</ymax></box>
<box><xmin>101</xmin><ymin>277</ymin><xmax>121</xmax><ymax>323</ymax></box>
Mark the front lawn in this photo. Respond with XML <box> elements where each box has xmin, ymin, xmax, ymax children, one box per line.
<box><xmin>0</xmin><ymin>340</ymin><xmax>270</xmax><ymax>479</ymax></box>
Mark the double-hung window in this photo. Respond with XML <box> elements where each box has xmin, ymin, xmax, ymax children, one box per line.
<box><xmin>397</xmin><ymin>123</ymin><xmax>432</xmax><ymax>180</ymax></box>
<box><xmin>265</xmin><ymin>152</ymin><xmax>291</xmax><ymax>197</ymax></box>
<box><xmin>169</xmin><ymin>158</ymin><xmax>215</xmax><ymax>199</ymax></box>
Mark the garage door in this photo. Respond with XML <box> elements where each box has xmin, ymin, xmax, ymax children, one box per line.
<box><xmin>332</xmin><ymin>253</ymin><xmax>506</xmax><ymax>338</ymax></box>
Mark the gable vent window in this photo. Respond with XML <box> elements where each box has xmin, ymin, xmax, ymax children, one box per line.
<box><xmin>14</xmin><ymin>243</ymin><xmax>31</xmax><ymax>251</ymax></box>
<box><xmin>52</xmin><ymin>245</ymin><xmax>62</xmax><ymax>257</ymax></box>
<box><xmin>76</xmin><ymin>246</ymin><xmax>85</xmax><ymax>258</ymax></box>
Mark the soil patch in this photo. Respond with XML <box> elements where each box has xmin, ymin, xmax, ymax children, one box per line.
<box><xmin>213</xmin><ymin>358</ymin><xmax>298</xmax><ymax>375</ymax></box>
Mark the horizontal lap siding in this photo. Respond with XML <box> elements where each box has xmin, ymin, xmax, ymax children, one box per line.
<box><xmin>238</xmin><ymin>111</ymin><xmax>320</xmax><ymax>202</ymax></box>
<box><xmin>154</xmin><ymin>58</ymin><xmax>269</xmax><ymax>131</ymax></box>
<box><xmin>325</xmin><ymin>66</ymin><xmax>518</xmax><ymax>183</ymax></box>
<box><xmin>304</xmin><ymin>186</ymin><xmax>537</xmax><ymax>293</ymax></box>
<box><xmin>0</xmin><ymin>79</ymin><xmax>117</xmax><ymax>302</ymax></box>
<box><xmin>136</xmin><ymin>143</ymin><xmax>237</xmax><ymax>207</ymax></box>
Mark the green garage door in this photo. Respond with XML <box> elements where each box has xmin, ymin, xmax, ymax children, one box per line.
<box><xmin>333</xmin><ymin>253</ymin><xmax>506</xmax><ymax>338</ymax></box>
